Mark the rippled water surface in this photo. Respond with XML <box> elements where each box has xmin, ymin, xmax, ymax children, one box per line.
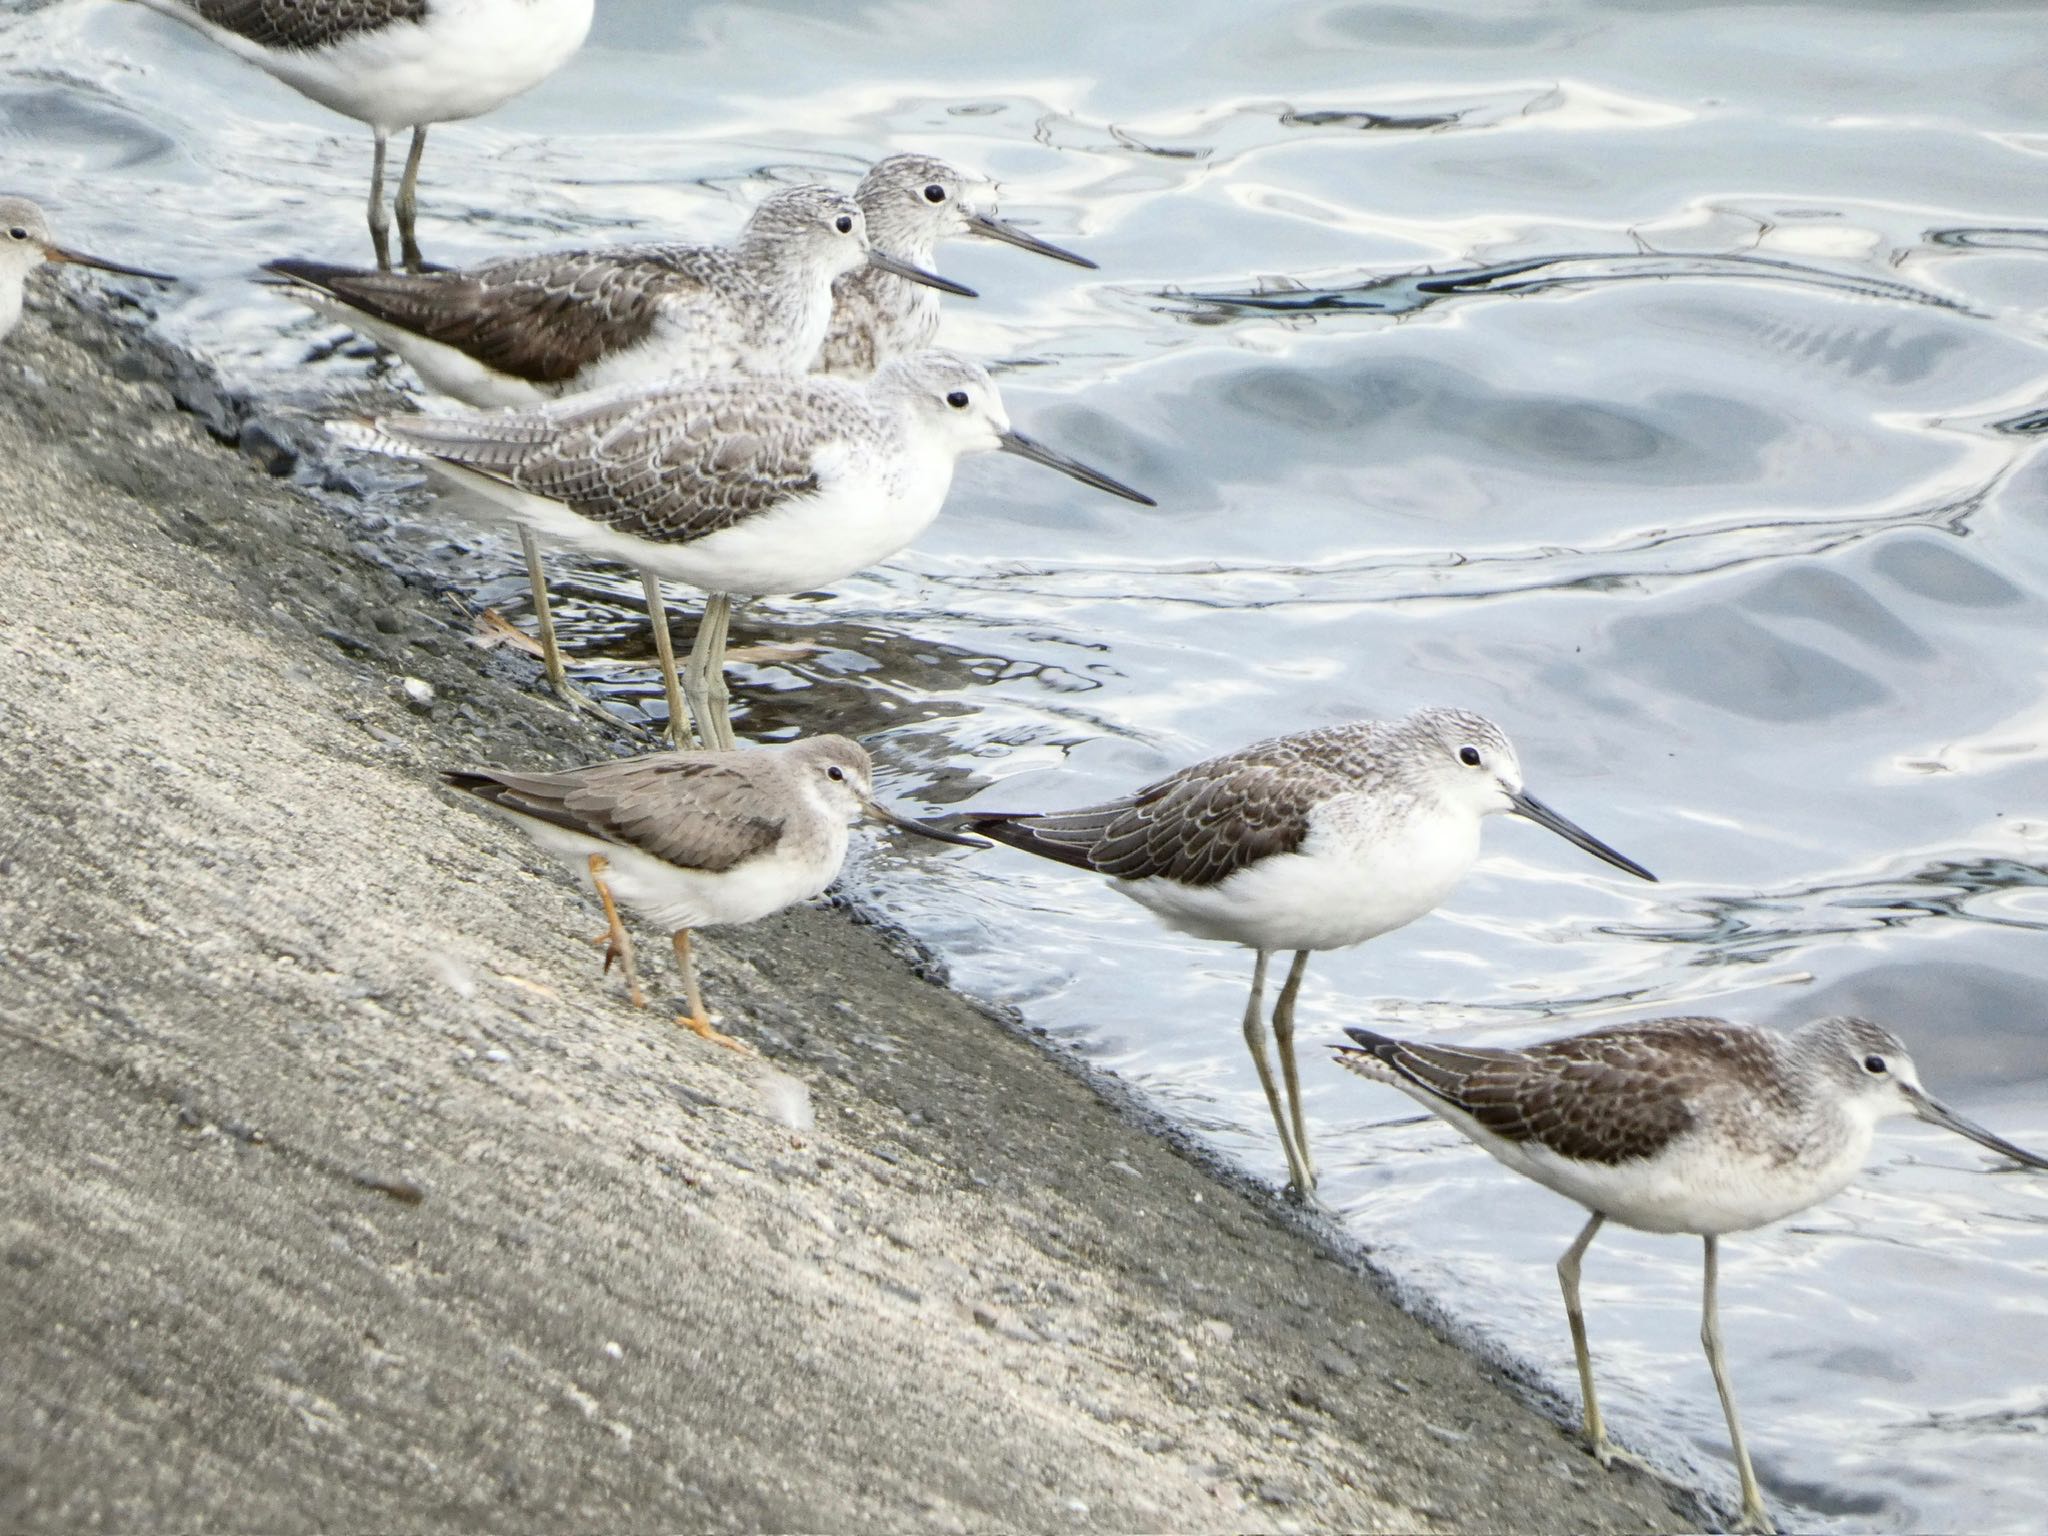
<box><xmin>7</xmin><ymin>0</ymin><xmax>2048</xmax><ymax>1528</ymax></box>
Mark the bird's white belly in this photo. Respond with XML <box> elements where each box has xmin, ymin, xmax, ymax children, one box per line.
<box><xmin>1117</xmin><ymin>805</ymin><xmax>1482</xmax><ymax>953</ymax></box>
<box><xmin>1494</xmin><ymin>1133</ymin><xmax>1872</xmax><ymax>1237</ymax></box>
<box><xmin>443</xmin><ymin>451</ymin><xmax>952</xmax><ymax>599</ymax></box>
<box><xmin>0</xmin><ymin>277</ymin><xmax>23</xmax><ymax>344</ymax></box>
<box><xmin>506</xmin><ymin>818</ymin><xmax>845</xmax><ymax>932</ymax></box>
<box><xmin>145</xmin><ymin>0</ymin><xmax>594</xmax><ymax>128</ymax></box>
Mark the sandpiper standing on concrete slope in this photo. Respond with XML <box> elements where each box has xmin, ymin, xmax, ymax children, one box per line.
<box><xmin>959</xmin><ymin>708</ymin><xmax>1657</xmax><ymax>1200</ymax></box>
<box><xmin>817</xmin><ymin>152</ymin><xmax>1096</xmax><ymax>377</ymax></box>
<box><xmin>271</xmin><ymin>185</ymin><xmax>970</xmax><ymax>727</ymax></box>
<box><xmin>1333</xmin><ymin>1014</ymin><xmax>2048</xmax><ymax>1534</ymax></box>
<box><xmin>335</xmin><ymin>350</ymin><xmax>1155</xmax><ymax>751</ymax></box>
<box><xmin>0</xmin><ymin>198</ymin><xmax>172</xmax><ymax>342</ymax></box>
<box><xmin>445</xmin><ymin>735</ymin><xmax>984</xmax><ymax>1050</ymax></box>
<box><xmin>116</xmin><ymin>0</ymin><xmax>595</xmax><ymax>271</ymax></box>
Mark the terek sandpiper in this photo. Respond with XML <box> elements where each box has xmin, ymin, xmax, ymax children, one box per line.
<box><xmin>0</xmin><ymin>197</ymin><xmax>172</xmax><ymax>342</ymax></box>
<box><xmin>959</xmin><ymin>709</ymin><xmax>1656</xmax><ymax>1199</ymax></box>
<box><xmin>445</xmin><ymin>734</ymin><xmax>983</xmax><ymax>1050</ymax></box>
<box><xmin>336</xmin><ymin>349</ymin><xmax>1155</xmax><ymax>750</ymax></box>
<box><xmin>269</xmin><ymin>183</ymin><xmax>969</xmax><ymax>728</ymax></box>
<box><xmin>118</xmin><ymin>0</ymin><xmax>594</xmax><ymax>270</ymax></box>
<box><xmin>1333</xmin><ymin>1014</ymin><xmax>2048</xmax><ymax>1534</ymax></box>
<box><xmin>817</xmin><ymin>152</ymin><xmax>1096</xmax><ymax>377</ymax></box>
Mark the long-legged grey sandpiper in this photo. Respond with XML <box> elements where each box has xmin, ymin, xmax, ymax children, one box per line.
<box><xmin>0</xmin><ymin>197</ymin><xmax>172</xmax><ymax>342</ymax></box>
<box><xmin>959</xmin><ymin>708</ymin><xmax>1656</xmax><ymax>1200</ymax></box>
<box><xmin>816</xmin><ymin>152</ymin><xmax>1096</xmax><ymax>377</ymax></box>
<box><xmin>268</xmin><ymin>183</ymin><xmax>969</xmax><ymax>732</ymax></box>
<box><xmin>335</xmin><ymin>349</ymin><xmax>1155</xmax><ymax>750</ymax></box>
<box><xmin>446</xmin><ymin>734</ymin><xmax>983</xmax><ymax>1050</ymax></box>
<box><xmin>117</xmin><ymin>0</ymin><xmax>594</xmax><ymax>271</ymax></box>
<box><xmin>1333</xmin><ymin>1014</ymin><xmax>2048</xmax><ymax>1534</ymax></box>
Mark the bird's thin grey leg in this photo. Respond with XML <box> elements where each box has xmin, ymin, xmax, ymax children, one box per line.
<box><xmin>396</xmin><ymin>124</ymin><xmax>428</xmax><ymax>272</ymax></box>
<box><xmin>641</xmin><ymin>569</ymin><xmax>696</xmax><ymax>748</ymax></box>
<box><xmin>682</xmin><ymin>592</ymin><xmax>736</xmax><ymax>751</ymax></box>
<box><xmin>586</xmin><ymin>854</ymin><xmax>644</xmax><ymax>1008</ymax></box>
<box><xmin>1239</xmin><ymin>949</ymin><xmax>1311</xmax><ymax>1195</ymax></box>
<box><xmin>521</xmin><ymin>529</ymin><xmax>570</xmax><ymax>696</ymax></box>
<box><xmin>1703</xmin><ymin>1236</ymin><xmax>1776</xmax><ymax>1534</ymax></box>
<box><xmin>368</xmin><ymin>128</ymin><xmax>393</xmax><ymax>271</ymax></box>
<box><xmin>1269</xmin><ymin>949</ymin><xmax>1317</xmax><ymax>1196</ymax></box>
<box><xmin>1558</xmin><ymin>1211</ymin><xmax>1632</xmax><ymax>1468</ymax></box>
<box><xmin>671</xmin><ymin>930</ymin><xmax>749</xmax><ymax>1053</ymax></box>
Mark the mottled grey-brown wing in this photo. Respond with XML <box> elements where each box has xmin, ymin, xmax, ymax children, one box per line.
<box><xmin>971</xmin><ymin>755</ymin><xmax>1335</xmax><ymax>887</ymax></box>
<box><xmin>190</xmin><ymin>0</ymin><xmax>427</xmax><ymax>49</ymax></box>
<box><xmin>375</xmin><ymin>378</ymin><xmax>842</xmax><ymax>544</ymax></box>
<box><xmin>284</xmin><ymin>249</ymin><xmax>688</xmax><ymax>385</ymax></box>
<box><xmin>449</xmin><ymin>756</ymin><xmax>784</xmax><ymax>872</ymax></box>
<box><xmin>1373</xmin><ymin>1019</ymin><xmax>1777</xmax><ymax>1165</ymax></box>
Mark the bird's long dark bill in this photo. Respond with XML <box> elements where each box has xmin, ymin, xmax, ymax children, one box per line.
<box><xmin>1509</xmin><ymin>789</ymin><xmax>1657</xmax><ymax>882</ymax></box>
<box><xmin>866</xmin><ymin>798</ymin><xmax>991</xmax><ymax>848</ymax></box>
<box><xmin>997</xmin><ymin>429</ymin><xmax>1156</xmax><ymax>506</ymax></box>
<box><xmin>46</xmin><ymin>244</ymin><xmax>176</xmax><ymax>282</ymax></box>
<box><xmin>1908</xmin><ymin>1087</ymin><xmax>2048</xmax><ymax>1169</ymax></box>
<box><xmin>964</xmin><ymin>210</ymin><xmax>1097</xmax><ymax>269</ymax></box>
<box><xmin>867</xmin><ymin>248</ymin><xmax>978</xmax><ymax>298</ymax></box>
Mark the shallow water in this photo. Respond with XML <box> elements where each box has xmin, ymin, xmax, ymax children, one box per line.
<box><xmin>6</xmin><ymin>0</ymin><xmax>2048</xmax><ymax>1528</ymax></box>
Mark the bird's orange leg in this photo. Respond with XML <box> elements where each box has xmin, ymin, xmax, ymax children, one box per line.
<box><xmin>672</xmin><ymin>930</ymin><xmax>748</xmax><ymax>1053</ymax></box>
<box><xmin>585</xmin><ymin>854</ymin><xmax>645</xmax><ymax>1008</ymax></box>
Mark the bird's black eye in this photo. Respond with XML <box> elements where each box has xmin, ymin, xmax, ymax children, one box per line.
<box><xmin>826</xmin><ymin>765</ymin><xmax>846</xmax><ymax>781</ymax></box>
<box><xmin>923</xmin><ymin>183</ymin><xmax>946</xmax><ymax>204</ymax></box>
<box><xmin>834</xmin><ymin>214</ymin><xmax>855</xmax><ymax>234</ymax></box>
<box><xmin>1458</xmin><ymin>746</ymin><xmax>1482</xmax><ymax>767</ymax></box>
<box><xmin>1863</xmin><ymin>1054</ymin><xmax>1888</xmax><ymax>1075</ymax></box>
<box><xmin>6</xmin><ymin>227</ymin><xmax>27</xmax><ymax>241</ymax></box>
<box><xmin>944</xmin><ymin>390</ymin><xmax>970</xmax><ymax>409</ymax></box>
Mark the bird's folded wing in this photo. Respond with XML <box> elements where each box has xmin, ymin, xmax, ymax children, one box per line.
<box><xmin>280</xmin><ymin>249</ymin><xmax>682</xmax><ymax>386</ymax></box>
<box><xmin>184</xmin><ymin>0</ymin><xmax>429</xmax><ymax>49</ymax></box>
<box><xmin>459</xmin><ymin>757</ymin><xmax>787</xmax><ymax>873</ymax></box>
<box><xmin>977</xmin><ymin>757</ymin><xmax>1342</xmax><ymax>887</ymax></box>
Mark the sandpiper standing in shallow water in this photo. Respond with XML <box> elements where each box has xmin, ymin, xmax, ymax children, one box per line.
<box><xmin>0</xmin><ymin>198</ymin><xmax>171</xmax><ymax>342</ymax></box>
<box><xmin>271</xmin><ymin>184</ymin><xmax>969</xmax><ymax>731</ymax></box>
<box><xmin>116</xmin><ymin>0</ymin><xmax>594</xmax><ymax>271</ymax></box>
<box><xmin>1333</xmin><ymin>1014</ymin><xmax>2048</xmax><ymax>1534</ymax></box>
<box><xmin>959</xmin><ymin>708</ymin><xmax>1657</xmax><ymax>1199</ymax></box>
<box><xmin>816</xmin><ymin>152</ymin><xmax>1096</xmax><ymax>377</ymax></box>
<box><xmin>445</xmin><ymin>735</ymin><xmax>983</xmax><ymax>1050</ymax></box>
<box><xmin>336</xmin><ymin>350</ymin><xmax>1155</xmax><ymax>751</ymax></box>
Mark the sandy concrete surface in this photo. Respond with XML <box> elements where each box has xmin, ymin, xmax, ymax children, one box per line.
<box><xmin>0</xmin><ymin>293</ymin><xmax>1701</xmax><ymax>1533</ymax></box>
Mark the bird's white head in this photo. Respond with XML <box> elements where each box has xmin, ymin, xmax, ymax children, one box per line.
<box><xmin>787</xmin><ymin>734</ymin><xmax>990</xmax><ymax>847</ymax></box>
<box><xmin>858</xmin><ymin>153</ymin><xmax>1097</xmax><ymax>271</ymax></box>
<box><xmin>1400</xmin><ymin>706</ymin><xmax>1657</xmax><ymax>881</ymax></box>
<box><xmin>791</xmin><ymin>734</ymin><xmax>878</xmax><ymax>825</ymax></box>
<box><xmin>856</xmin><ymin>154</ymin><xmax>983</xmax><ymax>255</ymax></box>
<box><xmin>0</xmin><ymin>198</ymin><xmax>53</xmax><ymax>284</ymax></box>
<box><xmin>0</xmin><ymin>195</ymin><xmax>171</xmax><ymax>340</ymax></box>
<box><xmin>742</xmin><ymin>185</ymin><xmax>875</xmax><ymax>282</ymax></box>
<box><xmin>1797</xmin><ymin>1015</ymin><xmax>2048</xmax><ymax>1168</ymax></box>
<box><xmin>872</xmin><ymin>349</ymin><xmax>1157</xmax><ymax>505</ymax></box>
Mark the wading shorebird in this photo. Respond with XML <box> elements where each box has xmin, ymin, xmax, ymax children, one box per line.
<box><xmin>335</xmin><ymin>350</ymin><xmax>1155</xmax><ymax>751</ymax></box>
<box><xmin>269</xmin><ymin>184</ymin><xmax>969</xmax><ymax>730</ymax></box>
<box><xmin>958</xmin><ymin>709</ymin><xmax>1656</xmax><ymax>1199</ymax></box>
<box><xmin>445</xmin><ymin>735</ymin><xmax>983</xmax><ymax>1049</ymax></box>
<box><xmin>0</xmin><ymin>197</ymin><xmax>172</xmax><ymax>342</ymax></box>
<box><xmin>816</xmin><ymin>152</ymin><xmax>1096</xmax><ymax>377</ymax></box>
<box><xmin>117</xmin><ymin>0</ymin><xmax>594</xmax><ymax>271</ymax></box>
<box><xmin>1333</xmin><ymin>1014</ymin><xmax>2048</xmax><ymax>1534</ymax></box>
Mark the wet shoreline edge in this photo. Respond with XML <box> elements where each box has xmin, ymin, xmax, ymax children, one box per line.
<box><xmin>0</xmin><ymin>289</ymin><xmax>1706</xmax><ymax>1533</ymax></box>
